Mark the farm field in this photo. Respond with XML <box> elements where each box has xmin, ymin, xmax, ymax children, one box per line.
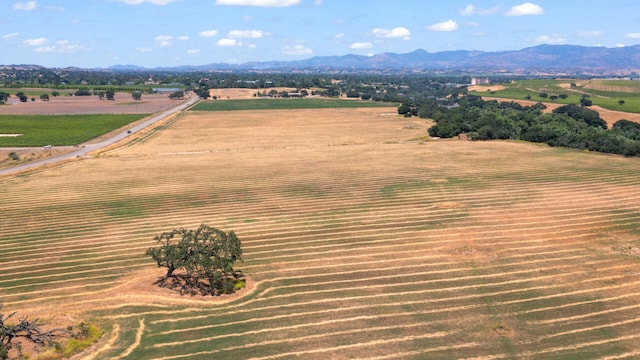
<box><xmin>0</xmin><ymin>92</ymin><xmax>182</xmax><ymax>115</ymax></box>
<box><xmin>469</xmin><ymin>79</ymin><xmax>640</xmax><ymax>115</ymax></box>
<box><xmin>0</xmin><ymin>114</ymin><xmax>148</xmax><ymax>147</ymax></box>
<box><xmin>2</xmin><ymin>106</ymin><xmax>640</xmax><ymax>359</ymax></box>
<box><xmin>191</xmin><ymin>98</ymin><xmax>394</xmax><ymax>111</ymax></box>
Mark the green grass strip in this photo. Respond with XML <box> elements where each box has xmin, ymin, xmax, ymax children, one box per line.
<box><xmin>190</xmin><ymin>98</ymin><xmax>394</xmax><ymax>111</ymax></box>
<box><xmin>0</xmin><ymin>114</ymin><xmax>148</xmax><ymax>146</ymax></box>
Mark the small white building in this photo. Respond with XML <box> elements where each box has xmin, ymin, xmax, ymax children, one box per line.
<box><xmin>471</xmin><ymin>77</ymin><xmax>490</xmax><ymax>85</ymax></box>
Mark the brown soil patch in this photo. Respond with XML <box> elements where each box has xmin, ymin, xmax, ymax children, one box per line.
<box><xmin>0</xmin><ymin>92</ymin><xmax>181</xmax><ymax>115</ymax></box>
<box><xmin>468</xmin><ymin>85</ymin><xmax>506</xmax><ymax>92</ymax></box>
<box><xmin>591</xmin><ymin>105</ymin><xmax>640</xmax><ymax>127</ymax></box>
<box><xmin>481</xmin><ymin>96</ymin><xmax>563</xmax><ymax>113</ymax></box>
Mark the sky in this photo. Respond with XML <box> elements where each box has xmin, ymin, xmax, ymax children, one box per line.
<box><xmin>1</xmin><ymin>0</ymin><xmax>640</xmax><ymax>68</ymax></box>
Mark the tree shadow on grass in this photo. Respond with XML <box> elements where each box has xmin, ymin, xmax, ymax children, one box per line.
<box><xmin>153</xmin><ymin>271</ymin><xmax>245</xmax><ymax>297</ymax></box>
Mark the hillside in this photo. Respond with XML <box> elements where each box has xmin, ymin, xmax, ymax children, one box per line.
<box><xmin>152</xmin><ymin>44</ymin><xmax>640</xmax><ymax>74</ymax></box>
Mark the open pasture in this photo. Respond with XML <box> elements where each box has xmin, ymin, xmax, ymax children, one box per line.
<box><xmin>2</xmin><ymin>106</ymin><xmax>640</xmax><ymax>359</ymax></box>
<box><xmin>470</xmin><ymin>79</ymin><xmax>640</xmax><ymax>114</ymax></box>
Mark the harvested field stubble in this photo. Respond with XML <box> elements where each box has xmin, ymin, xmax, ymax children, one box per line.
<box><xmin>2</xmin><ymin>107</ymin><xmax>640</xmax><ymax>359</ymax></box>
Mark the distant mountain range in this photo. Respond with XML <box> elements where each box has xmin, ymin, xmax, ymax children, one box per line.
<box><xmin>4</xmin><ymin>44</ymin><xmax>640</xmax><ymax>74</ymax></box>
<box><xmin>116</xmin><ymin>44</ymin><xmax>640</xmax><ymax>74</ymax></box>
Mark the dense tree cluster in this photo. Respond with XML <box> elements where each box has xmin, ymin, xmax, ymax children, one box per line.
<box><xmin>422</xmin><ymin>95</ymin><xmax>640</xmax><ymax>156</ymax></box>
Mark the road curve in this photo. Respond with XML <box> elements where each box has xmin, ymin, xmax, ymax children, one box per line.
<box><xmin>0</xmin><ymin>95</ymin><xmax>199</xmax><ymax>177</ymax></box>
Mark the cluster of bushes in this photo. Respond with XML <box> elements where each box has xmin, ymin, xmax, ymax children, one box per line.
<box><xmin>419</xmin><ymin>95</ymin><xmax>640</xmax><ymax>156</ymax></box>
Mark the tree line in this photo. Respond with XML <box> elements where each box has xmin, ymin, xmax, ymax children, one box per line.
<box><xmin>415</xmin><ymin>95</ymin><xmax>640</xmax><ymax>156</ymax></box>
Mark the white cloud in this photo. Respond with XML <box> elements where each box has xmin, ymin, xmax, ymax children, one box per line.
<box><xmin>579</xmin><ymin>31</ymin><xmax>603</xmax><ymax>38</ymax></box>
<box><xmin>187</xmin><ymin>49</ymin><xmax>201</xmax><ymax>55</ymax></box>
<box><xmin>314</xmin><ymin>0</ymin><xmax>322</xmax><ymax>5</ymax></box>
<box><xmin>217</xmin><ymin>38</ymin><xmax>242</xmax><ymax>47</ymax></box>
<box><xmin>113</xmin><ymin>0</ymin><xmax>177</xmax><ymax>5</ymax></box>
<box><xmin>373</xmin><ymin>27</ymin><xmax>410</xmax><ymax>41</ymax></box>
<box><xmin>12</xmin><ymin>1</ymin><xmax>36</xmax><ymax>10</ymax></box>
<box><xmin>505</xmin><ymin>2</ymin><xmax>544</xmax><ymax>16</ymax></box>
<box><xmin>23</xmin><ymin>37</ymin><xmax>48</xmax><ymax>46</ymax></box>
<box><xmin>228</xmin><ymin>30</ymin><xmax>268</xmax><ymax>39</ymax></box>
<box><xmin>625</xmin><ymin>33</ymin><xmax>640</xmax><ymax>39</ymax></box>
<box><xmin>460</xmin><ymin>4</ymin><xmax>474</xmax><ymax>16</ymax></box>
<box><xmin>427</xmin><ymin>20</ymin><xmax>458</xmax><ymax>32</ymax></box>
<box><xmin>34</xmin><ymin>40</ymin><xmax>82</xmax><ymax>53</ymax></box>
<box><xmin>215</xmin><ymin>0</ymin><xmax>300</xmax><ymax>7</ymax></box>
<box><xmin>334</xmin><ymin>33</ymin><xmax>345</xmax><ymax>39</ymax></box>
<box><xmin>282</xmin><ymin>44</ymin><xmax>312</xmax><ymax>55</ymax></box>
<box><xmin>459</xmin><ymin>4</ymin><xmax>501</xmax><ymax>16</ymax></box>
<box><xmin>3</xmin><ymin>33</ymin><xmax>19</xmax><ymax>40</ymax></box>
<box><xmin>350</xmin><ymin>42</ymin><xmax>373</xmax><ymax>50</ymax></box>
<box><xmin>533</xmin><ymin>34</ymin><xmax>568</xmax><ymax>45</ymax></box>
<box><xmin>177</xmin><ymin>35</ymin><xmax>189</xmax><ymax>41</ymax></box>
<box><xmin>155</xmin><ymin>35</ymin><xmax>173</xmax><ymax>46</ymax></box>
<box><xmin>199</xmin><ymin>30</ymin><xmax>219</xmax><ymax>38</ymax></box>
<box><xmin>248</xmin><ymin>43</ymin><xmax>257</xmax><ymax>49</ymax></box>
<box><xmin>137</xmin><ymin>47</ymin><xmax>152</xmax><ymax>52</ymax></box>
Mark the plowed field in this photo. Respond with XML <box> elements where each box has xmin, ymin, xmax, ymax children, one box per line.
<box><xmin>2</xmin><ymin>107</ymin><xmax>640</xmax><ymax>359</ymax></box>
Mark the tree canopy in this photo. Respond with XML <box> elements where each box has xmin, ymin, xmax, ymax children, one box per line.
<box><xmin>417</xmin><ymin>95</ymin><xmax>640</xmax><ymax>156</ymax></box>
<box><xmin>146</xmin><ymin>224</ymin><xmax>244</xmax><ymax>296</ymax></box>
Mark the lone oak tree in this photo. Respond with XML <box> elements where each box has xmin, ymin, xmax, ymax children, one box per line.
<box><xmin>146</xmin><ymin>224</ymin><xmax>243</xmax><ymax>295</ymax></box>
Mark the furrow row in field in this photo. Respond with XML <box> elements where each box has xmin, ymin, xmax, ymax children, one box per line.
<box><xmin>1</xmin><ymin>164</ymin><xmax>627</xmax><ymax>211</ymax></box>
<box><xmin>0</xmin><ymin>224</ymin><xmax>616</xmax><ymax>294</ymax></box>
<box><xmin>113</xmin><ymin>262</ymin><xmax>633</xmax><ymax>322</ymax></box>
<box><xmin>0</xmin><ymin>230</ymin><xmax>594</xmax><ymax>288</ymax></box>
<box><xmin>2</xmin><ymin>165</ymin><xmax>637</xmax><ymax>242</ymax></box>
<box><xmin>2</xmin><ymin>167</ymin><xmax>636</xmax><ymax>226</ymax></box>
<box><xmin>242</xmin><ymin>331</ymin><xmax>459</xmax><ymax>360</ymax></box>
<box><xmin>4</xmin><ymin>175</ymin><xmax>635</xmax><ymax>253</ymax></box>
<box><xmin>2</xmin><ymin>176</ymin><xmax>632</xmax><ymax>258</ymax></box>
<box><xmin>151</xmin><ymin>322</ymin><xmax>463</xmax><ymax>360</ymax></box>
<box><xmin>147</xmin><ymin>264</ymin><xmax>629</xmax><ymax>330</ymax></box>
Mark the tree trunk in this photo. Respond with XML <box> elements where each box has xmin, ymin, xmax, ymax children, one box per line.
<box><xmin>165</xmin><ymin>266</ymin><xmax>175</xmax><ymax>279</ymax></box>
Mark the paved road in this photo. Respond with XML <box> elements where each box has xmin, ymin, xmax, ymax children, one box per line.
<box><xmin>0</xmin><ymin>95</ymin><xmax>199</xmax><ymax>176</ymax></box>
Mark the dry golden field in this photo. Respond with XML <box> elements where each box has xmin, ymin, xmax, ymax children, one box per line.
<box><xmin>2</xmin><ymin>106</ymin><xmax>640</xmax><ymax>359</ymax></box>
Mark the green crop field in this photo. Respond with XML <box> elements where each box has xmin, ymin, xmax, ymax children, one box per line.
<box><xmin>0</xmin><ymin>114</ymin><xmax>148</xmax><ymax>146</ymax></box>
<box><xmin>470</xmin><ymin>79</ymin><xmax>640</xmax><ymax>113</ymax></box>
<box><xmin>190</xmin><ymin>98</ymin><xmax>394</xmax><ymax>111</ymax></box>
<box><xmin>2</xmin><ymin>107</ymin><xmax>640</xmax><ymax>359</ymax></box>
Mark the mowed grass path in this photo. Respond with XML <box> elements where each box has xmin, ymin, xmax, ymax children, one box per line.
<box><xmin>2</xmin><ymin>107</ymin><xmax>640</xmax><ymax>359</ymax></box>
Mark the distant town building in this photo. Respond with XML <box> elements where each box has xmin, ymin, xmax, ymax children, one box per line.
<box><xmin>471</xmin><ymin>77</ymin><xmax>490</xmax><ymax>85</ymax></box>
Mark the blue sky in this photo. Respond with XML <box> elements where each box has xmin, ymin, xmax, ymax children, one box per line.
<box><xmin>2</xmin><ymin>0</ymin><xmax>640</xmax><ymax>68</ymax></box>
